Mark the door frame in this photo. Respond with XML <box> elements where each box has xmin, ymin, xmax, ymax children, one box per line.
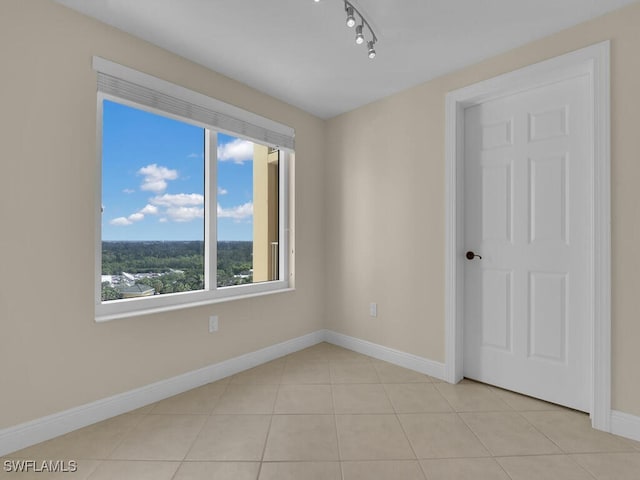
<box><xmin>444</xmin><ymin>41</ymin><xmax>611</xmax><ymax>431</ymax></box>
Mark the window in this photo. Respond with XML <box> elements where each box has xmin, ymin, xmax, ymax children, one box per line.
<box><xmin>94</xmin><ymin>58</ymin><xmax>293</xmax><ymax>321</ymax></box>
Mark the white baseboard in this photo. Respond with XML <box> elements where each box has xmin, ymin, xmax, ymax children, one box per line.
<box><xmin>324</xmin><ymin>330</ymin><xmax>446</xmax><ymax>380</ymax></box>
<box><xmin>0</xmin><ymin>330</ymin><xmax>324</xmax><ymax>457</ymax></box>
<box><xmin>610</xmin><ymin>410</ymin><xmax>640</xmax><ymax>442</ymax></box>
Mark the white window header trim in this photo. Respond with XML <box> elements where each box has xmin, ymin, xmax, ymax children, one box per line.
<box><xmin>92</xmin><ymin>56</ymin><xmax>295</xmax><ymax>151</ymax></box>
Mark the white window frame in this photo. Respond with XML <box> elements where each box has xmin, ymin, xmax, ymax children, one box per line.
<box><xmin>94</xmin><ymin>58</ymin><xmax>293</xmax><ymax>322</ymax></box>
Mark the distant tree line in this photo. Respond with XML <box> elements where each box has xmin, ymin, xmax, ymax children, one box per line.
<box><xmin>101</xmin><ymin>241</ymin><xmax>253</xmax><ymax>301</ymax></box>
<box><xmin>102</xmin><ymin>241</ymin><xmax>205</xmax><ymax>275</ymax></box>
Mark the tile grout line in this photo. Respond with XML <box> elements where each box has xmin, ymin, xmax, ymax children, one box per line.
<box><xmin>477</xmin><ymin>385</ymin><xmax>545</xmax><ymax>479</ymax></box>
<box><xmin>168</xmin><ymin>375</ymin><xmax>233</xmax><ymax>470</ymax></box>
<box><xmin>389</xmin><ymin>383</ymin><xmax>428</xmax><ymax>480</ymax></box>
<box><xmin>562</xmin><ymin>454</ymin><xmax>601</xmax><ymax>480</ymax></box>
<box><xmin>509</xmin><ymin>406</ymin><xmax>573</xmax><ymax>456</ymax></box>
<box><xmin>330</xmin><ymin>382</ymin><xmax>345</xmax><ymax>480</ymax></box>
<box><xmin>330</xmin><ymin>351</ymin><xmax>350</xmax><ymax>479</ymax></box>
<box><xmin>255</xmin><ymin>364</ymin><xmax>283</xmax><ymax>479</ymax></box>
<box><xmin>412</xmin><ymin>382</ymin><xmax>497</xmax><ymax>479</ymax></box>
<box><xmin>163</xmin><ymin>377</ymin><xmax>229</xmax><ymax>478</ymax></box>
<box><xmin>410</xmin><ymin>383</ymin><xmax>484</xmax><ymax>479</ymax></box>
<box><xmin>176</xmin><ymin>377</ymin><xmax>232</xmax><ymax>468</ymax></box>
<box><xmin>99</xmin><ymin>408</ymin><xmax>153</xmax><ymax>463</ymax></box>
<box><xmin>433</xmin><ymin>383</ymin><xmax>498</xmax><ymax>460</ymax></box>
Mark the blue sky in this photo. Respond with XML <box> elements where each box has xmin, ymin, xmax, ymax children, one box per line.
<box><xmin>102</xmin><ymin>100</ymin><xmax>254</xmax><ymax>241</ymax></box>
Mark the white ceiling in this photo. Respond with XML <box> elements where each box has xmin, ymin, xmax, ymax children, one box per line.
<box><xmin>55</xmin><ymin>0</ymin><xmax>637</xmax><ymax>119</ymax></box>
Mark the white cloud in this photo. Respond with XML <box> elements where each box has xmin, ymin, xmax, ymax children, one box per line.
<box><xmin>165</xmin><ymin>207</ymin><xmax>205</xmax><ymax>223</ymax></box>
<box><xmin>218</xmin><ymin>187</ymin><xmax>228</xmax><ymax>195</ymax></box>
<box><xmin>109</xmin><ymin>209</ymin><xmax>148</xmax><ymax>226</ymax></box>
<box><xmin>122</xmin><ymin>188</ymin><xmax>135</xmax><ymax>194</ymax></box>
<box><xmin>138</xmin><ymin>164</ymin><xmax>178</xmax><ymax>193</ymax></box>
<box><xmin>110</xmin><ymin>194</ymin><xmax>249</xmax><ymax>227</ymax></box>
<box><xmin>109</xmin><ymin>193</ymin><xmax>205</xmax><ymax>225</ymax></box>
<box><xmin>217</xmin><ymin>202</ymin><xmax>253</xmax><ymax>220</ymax></box>
<box><xmin>139</xmin><ymin>204</ymin><xmax>159</xmax><ymax>215</ymax></box>
<box><xmin>110</xmin><ymin>217</ymin><xmax>132</xmax><ymax>226</ymax></box>
<box><xmin>187</xmin><ymin>153</ymin><xmax>203</xmax><ymax>159</ymax></box>
<box><xmin>217</xmin><ymin>139</ymin><xmax>254</xmax><ymax>164</ymax></box>
<box><xmin>151</xmin><ymin>193</ymin><xmax>204</xmax><ymax>207</ymax></box>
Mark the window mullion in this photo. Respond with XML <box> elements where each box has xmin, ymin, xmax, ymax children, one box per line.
<box><xmin>204</xmin><ymin>130</ymin><xmax>218</xmax><ymax>291</ymax></box>
<box><xmin>279</xmin><ymin>152</ymin><xmax>290</xmax><ymax>283</ymax></box>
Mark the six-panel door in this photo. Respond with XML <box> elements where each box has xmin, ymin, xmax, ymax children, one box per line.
<box><xmin>463</xmin><ymin>74</ymin><xmax>591</xmax><ymax>412</ymax></box>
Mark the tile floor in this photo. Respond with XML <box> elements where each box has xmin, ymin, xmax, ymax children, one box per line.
<box><xmin>3</xmin><ymin>342</ymin><xmax>640</xmax><ymax>479</ymax></box>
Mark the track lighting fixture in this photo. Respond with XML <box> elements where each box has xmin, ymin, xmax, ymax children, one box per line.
<box><xmin>314</xmin><ymin>0</ymin><xmax>378</xmax><ymax>59</ymax></box>
<box><xmin>343</xmin><ymin>1</ymin><xmax>378</xmax><ymax>59</ymax></box>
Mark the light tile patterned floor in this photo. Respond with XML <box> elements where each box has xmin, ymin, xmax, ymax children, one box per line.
<box><xmin>3</xmin><ymin>342</ymin><xmax>640</xmax><ymax>479</ymax></box>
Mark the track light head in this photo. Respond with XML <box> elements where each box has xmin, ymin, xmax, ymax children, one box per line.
<box><xmin>345</xmin><ymin>6</ymin><xmax>356</xmax><ymax>27</ymax></box>
<box><xmin>367</xmin><ymin>40</ymin><xmax>376</xmax><ymax>59</ymax></box>
<box><xmin>355</xmin><ymin>24</ymin><xmax>364</xmax><ymax>45</ymax></box>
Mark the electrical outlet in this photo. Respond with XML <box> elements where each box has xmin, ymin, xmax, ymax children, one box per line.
<box><xmin>369</xmin><ymin>302</ymin><xmax>378</xmax><ymax>317</ymax></box>
<box><xmin>209</xmin><ymin>315</ymin><xmax>219</xmax><ymax>333</ymax></box>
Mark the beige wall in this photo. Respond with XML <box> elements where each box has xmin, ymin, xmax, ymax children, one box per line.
<box><xmin>325</xmin><ymin>2</ymin><xmax>640</xmax><ymax>416</ymax></box>
<box><xmin>0</xmin><ymin>0</ymin><xmax>326</xmax><ymax>429</ymax></box>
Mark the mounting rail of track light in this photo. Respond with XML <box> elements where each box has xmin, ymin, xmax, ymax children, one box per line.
<box><xmin>345</xmin><ymin>0</ymin><xmax>378</xmax><ymax>58</ymax></box>
<box><xmin>315</xmin><ymin>0</ymin><xmax>378</xmax><ymax>59</ymax></box>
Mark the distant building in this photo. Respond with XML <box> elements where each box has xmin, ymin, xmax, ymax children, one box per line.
<box><xmin>122</xmin><ymin>272</ymin><xmax>135</xmax><ymax>282</ymax></box>
<box><xmin>119</xmin><ymin>284</ymin><xmax>155</xmax><ymax>298</ymax></box>
<box><xmin>253</xmin><ymin>145</ymin><xmax>280</xmax><ymax>282</ymax></box>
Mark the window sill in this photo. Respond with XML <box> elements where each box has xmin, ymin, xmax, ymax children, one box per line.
<box><xmin>95</xmin><ymin>287</ymin><xmax>295</xmax><ymax>323</ymax></box>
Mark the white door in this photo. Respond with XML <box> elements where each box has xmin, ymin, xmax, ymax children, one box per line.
<box><xmin>463</xmin><ymin>74</ymin><xmax>591</xmax><ymax>412</ymax></box>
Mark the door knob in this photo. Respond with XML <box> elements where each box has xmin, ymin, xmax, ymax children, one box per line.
<box><xmin>466</xmin><ymin>251</ymin><xmax>482</xmax><ymax>260</ymax></box>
